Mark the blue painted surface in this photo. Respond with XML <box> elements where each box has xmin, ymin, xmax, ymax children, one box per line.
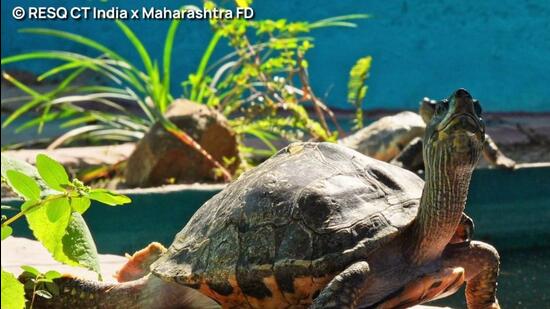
<box><xmin>2</xmin><ymin>0</ymin><xmax>550</xmax><ymax>111</ymax></box>
<box><xmin>4</xmin><ymin>165</ymin><xmax>549</xmax><ymax>254</ymax></box>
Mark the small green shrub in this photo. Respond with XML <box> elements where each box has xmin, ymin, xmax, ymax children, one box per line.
<box><xmin>1</xmin><ymin>153</ymin><xmax>130</xmax><ymax>308</ymax></box>
<box><xmin>185</xmin><ymin>1</ymin><xmax>369</xmax><ymax>154</ymax></box>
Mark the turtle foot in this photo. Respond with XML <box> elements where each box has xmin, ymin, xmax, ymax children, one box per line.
<box><xmin>115</xmin><ymin>242</ymin><xmax>167</xmax><ymax>282</ymax></box>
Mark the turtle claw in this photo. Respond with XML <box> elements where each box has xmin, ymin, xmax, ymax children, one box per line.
<box><xmin>488</xmin><ymin>303</ymin><xmax>501</xmax><ymax>309</ymax></box>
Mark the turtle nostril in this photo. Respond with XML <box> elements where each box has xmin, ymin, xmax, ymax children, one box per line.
<box><xmin>453</xmin><ymin>89</ymin><xmax>475</xmax><ymax>115</ymax></box>
<box><xmin>454</xmin><ymin>88</ymin><xmax>471</xmax><ymax>99</ymax></box>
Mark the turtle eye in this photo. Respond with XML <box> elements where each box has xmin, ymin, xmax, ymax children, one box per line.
<box><xmin>473</xmin><ymin>100</ymin><xmax>482</xmax><ymax>116</ymax></box>
<box><xmin>436</xmin><ymin>100</ymin><xmax>449</xmax><ymax>115</ymax></box>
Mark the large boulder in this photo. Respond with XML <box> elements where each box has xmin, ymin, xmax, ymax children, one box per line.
<box><xmin>125</xmin><ymin>99</ymin><xmax>240</xmax><ymax>187</ymax></box>
<box><xmin>338</xmin><ymin>111</ymin><xmax>426</xmax><ymax>162</ymax></box>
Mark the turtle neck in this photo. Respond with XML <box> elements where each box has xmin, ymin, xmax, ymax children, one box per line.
<box><xmin>406</xmin><ymin>143</ymin><xmax>479</xmax><ymax>265</ymax></box>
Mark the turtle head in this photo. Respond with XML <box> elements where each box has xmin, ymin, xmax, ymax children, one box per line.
<box><xmin>423</xmin><ymin>89</ymin><xmax>485</xmax><ymax>170</ymax></box>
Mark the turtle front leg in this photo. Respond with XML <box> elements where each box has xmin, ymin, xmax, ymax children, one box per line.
<box><xmin>115</xmin><ymin>242</ymin><xmax>167</xmax><ymax>282</ymax></box>
<box><xmin>442</xmin><ymin>240</ymin><xmax>501</xmax><ymax>309</ymax></box>
<box><xmin>311</xmin><ymin>261</ymin><xmax>370</xmax><ymax>309</ymax></box>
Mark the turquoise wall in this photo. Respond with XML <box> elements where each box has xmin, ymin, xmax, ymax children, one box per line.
<box><xmin>2</xmin><ymin>0</ymin><xmax>549</xmax><ymax>111</ymax></box>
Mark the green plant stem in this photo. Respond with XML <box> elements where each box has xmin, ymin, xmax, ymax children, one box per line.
<box><xmin>1</xmin><ymin>195</ymin><xmax>65</xmax><ymax>227</ymax></box>
<box><xmin>295</xmin><ymin>56</ymin><xmax>344</xmax><ymax>137</ymax></box>
<box><xmin>30</xmin><ymin>280</ymin><xmax>38</xmax><ymax>309</ymax></box>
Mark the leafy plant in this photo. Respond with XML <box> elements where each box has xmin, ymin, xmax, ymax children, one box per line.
<box><xmin>2</xmin><ymin>4</ymin><xmax>233</xmax><ymax>178</ymax></box>
<box><xmin>1</xmin><ymin>153</ymin><xmax>130</xmax><ymax>308</ymax></box>
<box><xmin>347</xmin><ymin>56</ymin><xmax>372</xmax><ymax>130</ymax></box>
<box><xmin>185</xmin><ymin>2</ymin><xmax>369</xmax><ymax>158</ymax></box>
<box><xmin>1</xmin><ymin>1</ymin><xmax>368</xmax><ymax>172</ymax></box>
<box><xmin>17</xmin><ymin>266</ymin><xmax>62</xmax><ymax>306</ymax></box>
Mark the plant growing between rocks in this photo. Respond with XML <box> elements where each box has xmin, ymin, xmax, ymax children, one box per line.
<box><xmin>184</xmin><ymin>1</ymin><xmax>370</xmax><ymax>154</ymax></box>
<box><xmin>1</xmin><ymin>6</ymin><xmax>234</xmax><ymax>181</ymax></box>
<box><xmin>1</xmin><ymin>153</ymin><xmax>130</xmax><ymax>308</ymax></box>
<box><xmin>1</xmin><ymin>0</ymin><xmax>369</xmax><ymax>184</ymax></box>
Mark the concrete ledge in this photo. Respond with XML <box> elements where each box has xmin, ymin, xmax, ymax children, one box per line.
<box><xmin>1</xmin><ymin>237</ymin><xmax>126</xmax><ymax>282</ymax></box>
<box><xmin>514</xmin><ymin>162</ymin><xmax>550</xmax><ymax>169</ymax></box>
<box><xmin>2</xmin><ymin>144</ymin><xmax>135</xmax><ymax>171</ymax></box>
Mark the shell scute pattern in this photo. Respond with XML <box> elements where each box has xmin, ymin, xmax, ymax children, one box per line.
<box><xmin>151</xmin><ymin>142</ymin><xmax>424</xmax><ymax>304</ymax></box>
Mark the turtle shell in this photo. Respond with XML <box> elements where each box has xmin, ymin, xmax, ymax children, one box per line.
<box><xmin>151</xmin><ymin>142</ymin><xmax>423</xmax><ymax>307</ymax></box>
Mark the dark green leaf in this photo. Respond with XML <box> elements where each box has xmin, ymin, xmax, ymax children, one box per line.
<box><xmin>89</xmin><ymin>189</ymin><xmax>131</xmax><ymax>206</ymax></box>
<box><xmin>160</xmin><ymin>17</ymin><xmax>183</xmax><ymax>112</ymax></box>
<box><xmin>115</xmin><ymin>20</ymin><xmax>154</xmax><ymax>76</ymax></box>
<box><xmin>45</xmin><ymin>282</ymin><xmax>60</xmax><ymax>296</ymax></box>
<box><xmin>1</xmin><ymin>226</ymin><xmax>13</xmax><ymax>240</ymax></box>
<box><xmin>1</xmin><ymin>72</ymin><xmax>49</xmax><ymax>128</ymax></box>
<box><xmin>35</xmin><ymin>154</ymin><xmax>70</xmax><ymax>191</ymax></box>
<box><xmin>18</xmin><ymin>28</ymin><xmax>126</xmax><ymax>63</ymax></box>
<box><xmin>62</xmin><ymin>212</ymin><xmax>101</xmax><ymax>277</ymax></box>
<box><xmin>1</xmin><ymin>269</ymin><xmax>26</xmax><ymax>309</ymax></box>
<box><xmin>45</xmin><ymin>198</ymin><xmax>71</xmax><ymax>222</ymax></box>
<box><xmin>5</xmin><ymin>170</ymin><xmax>41</xmax><ymax>201</ymax></box>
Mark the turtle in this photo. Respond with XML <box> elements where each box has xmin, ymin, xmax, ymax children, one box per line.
<box><xmin>339</xmin><ymin>97</ymin><xmax>516</xmax><ymax>172</ymax></box>
<box><xmin>25</xmin><ymin>88</ymin><xmax>500</xmax><ymax>309</ymax></box>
